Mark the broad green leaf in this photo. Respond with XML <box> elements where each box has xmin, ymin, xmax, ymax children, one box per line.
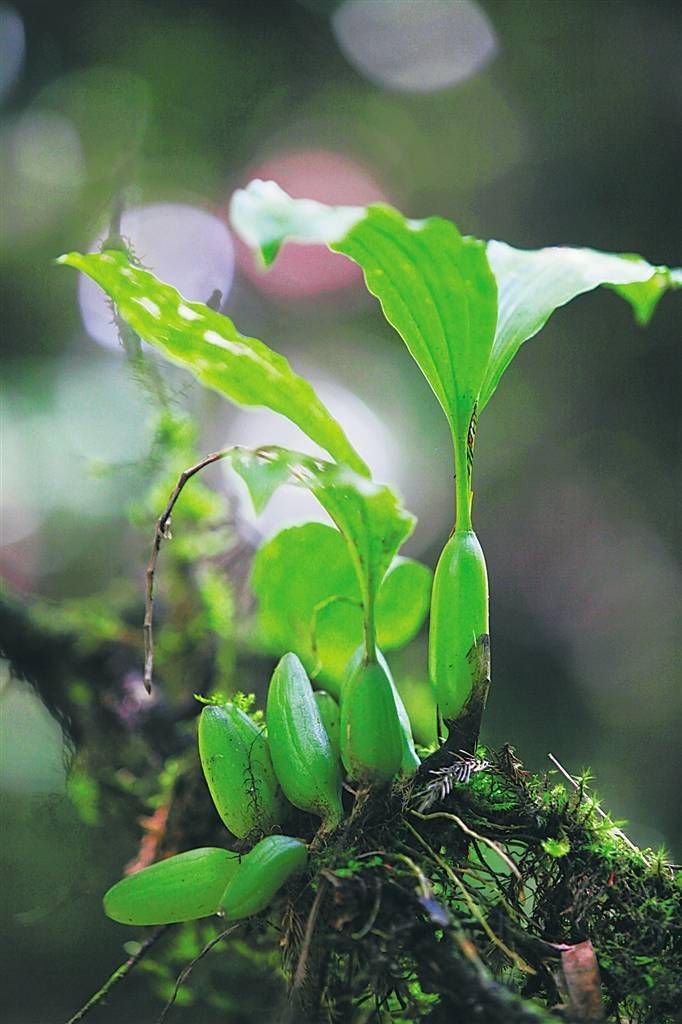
<box><xmin>230</xmin><ymin>181</ymin><xmax>679</xmax><ymax>431</ymax></box>
<box><xmin>334</xmin><ymin>208</ymin><xmax>498</xmax><ymax>443</ymax></box>
<box><xmin>311</xmin><ymin>600</ymin><xmax>363</xmax><ymax>695</ymax></box>
<box><xmin>230</xmin><ymin>181</ymin><xmax>498</xmax><ymax>444</ymax></box>
<box><xmin>56</xmin><ymin>250</ymin><xmax>369</xmax><ymax>477</ymax></box>
<box><xmin>252</xmin><ymin>523</ymin><xmax>360</xmax><ymax>688</ymax></box>
<box><xmin>376</xmin><ymin>558</ymin><xmax>433</xmax><ymax>649</ymax></box>
<box><xmin>479</xmin><ymin>242</ymin><xmax>681</xmax><ymax>410</ymax></box>
<box><xmin>252</xmin><ymin>523</ymin><xmax>432</xmax><ymax>690</ymax></box>
<box><xmin>232</xmin><ymin>447</ymin><xmax>415</xmax><ymax>642</ymax></box>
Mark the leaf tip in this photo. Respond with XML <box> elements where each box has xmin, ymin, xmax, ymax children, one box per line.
<box><xmin>260</xmin><ymin>240</ymin><xmax>282</xmax><ymax>268</ymax></box>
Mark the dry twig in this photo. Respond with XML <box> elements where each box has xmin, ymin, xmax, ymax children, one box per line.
<box><xmin>143</xmin><ymin>449</ymin><xmax>231</xmax><ymax>691</ymax></box>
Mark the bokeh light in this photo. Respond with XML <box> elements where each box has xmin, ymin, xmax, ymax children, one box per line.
<box><xmin>332</xmin><ymin>0</ymin><xmax>498</xmax><ymax>93</ymax></box>
<box><xmin>78</xmin><ymin>203</ymin><xmax>235</xmax><ymax>348</ymax></box>
<box><xmin>35</xmin><ymin>65</ymin><xmax>150</xmax><ymax>181</ymax></box>
<box><xmin>0</xmin><ymin>671</ymin><xmax>66</xmax><ymax>795</ymax></box>
<box><xmin>12</xmin><ymin>110</ymin><xmax>85</xmax><ymax>190</ymax></box>
<box><xmin>0</xmin><ymin>110</ymin><xmax>84</xmax><ymax>242</ymax></box>
<box><xmin>236</xmin><ymin>150</ymin><xmax>389</xmax><ymax>298</ymax></box>
<box><xmin>0</xmin><ymin>4</ymin><xmax>25</xmax><ymax>103</ymax></box>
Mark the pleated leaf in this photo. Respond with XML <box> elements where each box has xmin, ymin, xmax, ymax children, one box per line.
<box><xmin>231</xmin><ymin>181</ymin><xmax>497</xmax><ymax>444</ymax></box>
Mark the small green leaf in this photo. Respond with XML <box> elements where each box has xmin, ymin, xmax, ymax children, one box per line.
<box><xmin>232</xmin><ymin>444</ymin><xmax>415</xmax><ymax>667</ymax></box>
<box><xmin>232</xmin><ymin>447</ymin><xmax>414</xmax><ymax>648</ymax></box>
<box><xmin>480</xmin><ymin>242</ymin><xmax>680</xmax><ymax>410</ymax></box>
<box><xmin>541</xmin><ymin>836</ymin><xmax>571</xmax><ymax>858</ymax></box>
<box><xmin>56</xmin><ymin>250</ymin><xmax>369</xmax><ymax>476</ymax></box>
<box><xmin>251</xmin><ymin>524</ymin><xmax>431</xmax><ymax>689</ymax></box>
<box><xmin>251</xmin><ymin>523</ymin><xmax>359</xmax><ymax>687</ymax></box>
<box><xmin>230</xmin><ymin>445</ymin><xmax>293</xmax><ymax>514</ymax></box>
<box><xmin>230</xmin><ymin>179</ymin><xmax>364</xmax><ymax>266</ymax></box>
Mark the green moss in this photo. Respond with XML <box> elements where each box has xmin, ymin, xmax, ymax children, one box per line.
<box><xmin>267</xmin><ymin>745</ymin><xmax>681</xmax><ymax>1023</ymax></box>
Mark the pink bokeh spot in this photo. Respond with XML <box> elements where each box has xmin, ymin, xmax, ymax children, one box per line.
<box><xmin>236</xmin><ymin>151</ymin><xmax>389</xmax><ymax>298</ymax></box>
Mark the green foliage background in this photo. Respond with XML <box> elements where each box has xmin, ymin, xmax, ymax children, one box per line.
<box><xmin>1</xmin><ymin>1</ymin><xmax>680</xmax><ymax>1021</ymax></box>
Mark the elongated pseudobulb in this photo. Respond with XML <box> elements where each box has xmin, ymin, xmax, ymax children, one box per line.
<box><xmin>221</xmin><ymin>834</ymin><xmax>308</xmax><ymax>920</ymax></box>
<box><xmin>341</xmin><ymin>646</ymin><xmax>420</xmax><ymax>779</ymax></box>
<box><xmin>198</xmin><ymin>703</ymin><xmax>287</xmax><ymax>838</ymax></box>
<box><xmin>429</xmin><ymin>529</ymin><xmax>489</xmax><ymax>725</ymax></box>
<box><xmin>340</xmin><ymin>648</ymin><xmax>404</xmax><ymax>785</ymax></box>
<box><xmin>267</xmin><ymin>653</ymin><xmax>344</xmax><ymax>829</ymax></box>
<box><xmin>104</xmin><ymin>847</ymin><xmax>239</xmax><ymax>925</ymax></box>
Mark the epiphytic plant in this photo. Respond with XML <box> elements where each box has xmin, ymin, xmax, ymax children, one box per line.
<box><xmin>57</xmin><ymin>190</ymin><xmax>679</xmax><ymax>1021</ymax></box>
<box><xmin>230</xmin><ymin>180</ymin><xmax>681</xmax><ymax>754</ymax></box>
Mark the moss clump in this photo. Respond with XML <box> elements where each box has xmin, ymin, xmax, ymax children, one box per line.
<box><xmin>269</xmin><ymin>746</ymin><xmax>681</xmax><ymax>1023</ymax></box>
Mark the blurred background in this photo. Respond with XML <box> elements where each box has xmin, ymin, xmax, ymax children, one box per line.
<box><xmin>1</xmin><ymin>1</ymin><xmax>680</xmax><ymax>1021</ymax></box>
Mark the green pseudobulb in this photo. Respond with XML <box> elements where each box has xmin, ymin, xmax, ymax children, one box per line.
<box><xmin>198</xmin><ymin>703</ymin><xmax>287</xmax><ymax>838</ymax></box>
<box><xmin>429</xmin><ymin>530</ymin><xmax>489</xmax><ymax>724</ymax></box>
<box><xmin>340</xmin><ymin>648</ymin><xmax>405</xmax><ymax>785</ymax></box>
<box><xmin>267</xmin><ymin>653</ymin><xmax>344</xmax><ymax>830</ymax></box>
<box><xmin>314</xmin><ymin>690</ymin><xmax>341</xmax><ymax>758</ymax></box>
<box><xmin>221</xmin><ymin>835</ymin><xmax>308</xmax><ymax>921</ymax></box>
<box><xmin>104</xmin><ymin>848</ymin><xmax>239</xmax><ymax>925</ymax></box>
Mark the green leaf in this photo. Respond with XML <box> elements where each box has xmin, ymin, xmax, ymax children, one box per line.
<box><xmin>252</xmin><ymin>524</ymin><xmax>431</xmax><ymax>691</ymax></box>
<box><xmin>376</xmin><ymin>559</ymin><xmax>433</xmax><ymax>649</ymax></box>
<box><xmin>252</xmin><ymin>523</ymin><xmax>359</xmax><ymax>689</ymax></box>
<box><xmin>230</xmin><ymin>182</ymin><xmax>679</xmax><ymax>432</ymax></box>
<box><xmin>56</xmin><ymin>249</ymin><xmax>369</xmax><ymax>477</ymax></box>
<box><xmin>334</xmin><ymin>207</ymin><xmax>498</xmax><ymax>444</ymax></box>
<box><xmin>230</xmin><ymin>178</ymin><xmax>365</xmax><ymax>266</ymax></box>
<box><xmin>230</xmin><ymin>182</ymin><xmax>498</xmax><ymax>445</ymax></box>
<box><xmin>233</xmin><ymin>447</ymin><xmax>415</xmax><ymax>648</ymax></box>
<box><xmin>479</xmin><ymin>242</ymin><xmax>681</xmax><ymax>410</ymax></box>
<box><xmin>611</xmin><ymin>264</ymin><xmax>682</xmax><ymax>326</ymax></box>
<box><xmin>230</xmin><ymin>445</ymin><xmax>293</xmax><ymax>514</ymax></box>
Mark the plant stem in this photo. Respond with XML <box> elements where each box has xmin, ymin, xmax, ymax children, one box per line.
<box><xmin>453</xmin><ymin>430</ymin><xmax>472</xmax><ymax>533</ymax></box>
<box><xmin>363</xmin><ymin>600</ymin><xmax>376</xmax><ymax>662</ymax></box>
